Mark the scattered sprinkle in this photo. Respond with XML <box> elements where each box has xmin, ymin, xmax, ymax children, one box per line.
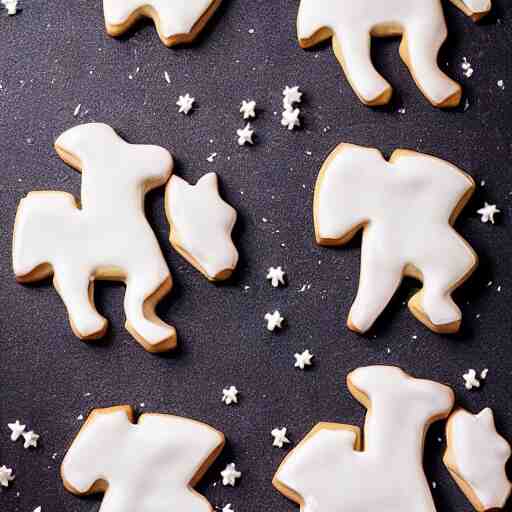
<box><xmin>240</xmin><ymin>100</ymin><xmax>256</xmax><ymax>119</ymax></box>
<box><xmin>271</xmin><ymin>427</ymin><xmax>291</xmax><ymax>448</ymax></box>
<box><xmin>221</xmin><ymin>463</ymin><xmax>241</xmax><ymax>486</ymax></box>
<box><xmin>164</xmin><ymin>71</ymin><xmax>171</xmax><ymax>84</ymax></box>
<box><xmin>294</xmin><ymin>350</ymin><xmax>314</xmax><ymax>370</ymax></box>
<box><xmin>22</xmin><ymin>431</ymin><xmax>39</xmax><ymax>449</ymax></box>
<box><xmin>237</xmin><ymin>123</ymin><xmax>254</xmax><ymax>146</ymax></box>
<box><xmin>222</xmin><ymin>386</ymin><xmax>239</xmax><ymax>405</ymax></box>
<box><xmin>7</xmin><ymin>420</ymin><xmax>26</xmax><ymax>442</ymax></box>
<box><xmin>265</xmin><ymin>310</ymin><xmax>284</xmax><ymax>331</ymax></box>
<box><xmin>497</xmin><ymin>79</ymin><xmax>505</xmax><ymax>90</ymax></box>
<box><xmin>0</xmin><ymin>465</ymin><xmax>14</xmax><ymax>488</ymax></box>
<box><xmin>207</xmin><ymin>152</ymin><xmax>218</xmax><ymax>163</ymax></box>
<box><xmin>461</xmin><ymin>57</ymin><xmax>474</xmax><ymax>78</ymax></box>
<box><xmin>281</xmin><ymin>107</ymin><xmax>301</xmax><ymax>130</ymax></box>
<box><xmin>222</xmin><ymin>505</ymin><xmax>234</xmax><ymax>512</ymax></box>
<box><xmin>283</xmin><ymin>85</ymin><xmax>302</xmax><ymax>109</ymax></box>
<box><xmin>2</xmin><ymin>0</ymin><xmax>18</xmax><ymax>15</ymax></box>
<box><xmin>73</xmin><ymin>104</ymin><xmax>81</xmax><ymax>117</ymax></box>
<box><xmin>176</xmin><ymin>94</ymin><xmax>195</xmax><ymax>115</ymax></box>
<box><xmin>481</xmin><ymin>368</ymin><xmax>489</xmax><ymax>380</ymax></box>
<box><xmin>463</xmin><ymin>369</ymin><xmax>480</xmax><ymax>390</ymax></box>
<box><xmin>266</xmin><ymin>266</ymin><xmax>286</xmax><ymax>288</ymax></box>
<box><xmin>477</xmin><ymin>203</ymin><xmax>500</xmax><ymax>224</ymax></box>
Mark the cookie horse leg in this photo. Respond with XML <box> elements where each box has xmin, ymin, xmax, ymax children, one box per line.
<box><xmin>123</xmin><ymin>270</ymin><xmax>176</xmax><ymax>353</ymax></box>
<box><xmin>332</xmin><ymin>28</ymin><xmax>392</xmax><ymax>106</ymax></box>
<box><xmin>53</xmin><ymin>268</ymin><xmax>108</xmax><ymax>339</ymax></box>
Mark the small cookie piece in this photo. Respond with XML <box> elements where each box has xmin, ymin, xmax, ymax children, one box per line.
<box><xmin>165</xmin><ymin>173</ymin><xmax>238</xmax><ymax>281</ymax></box>
<box><xmin>314</xmin><ymin>143</ymin><xmax>478</xmax><ymax>334</ymax></box>
<box><xmin>13</xmin><ymin>123</ymin><xmax>176</xmax><ymax>353</ymax></box>
<box><xmin>296</xmin><ymin>0</ymin><xmax>491</xmax><ymax>107</ymax></box>
<box><xmin>273</xmin><ymin>366</ymin><xmax>454</xmax><ymax>512</ymax></box>
<box><xmin>103</xmin><ymin>0</ymin><xmax>222</xmax><ymax>47</ymax></box>
<box><xmin>61</xmin><ymin>406</ymin><xmax>225</xmax><ymax>511</ymax></box>
<box><xmin>444</xmin><ymin>408</ymin><xmax>512</xmax><ymax>511</ymax></box>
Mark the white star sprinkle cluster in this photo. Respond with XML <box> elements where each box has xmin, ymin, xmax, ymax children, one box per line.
<box><xmin>271</xmin><ymin>427</ymin><xmax>290</xmax><ymax>448</ymax></box>
<box><xmin>176</xmin><ymin>93</ymin><xmax>195</xmax><ymax>115</ymax></box>
<box><xmin>240</xmin><ymin>100</ymin><xmax>256</xmax><ymax>119</ymax></box>
<box><xmin>222</xmin><ymin>386</ymin><xmax>239</xmax><ymax>405</ymax></box>
<box><xmin>477</xmin><ymin>203</ymin><xmax>500</xmax><ymax>224</ymax></box>
<box><xmin>221</xmin><ymin>463</ymin><xmax>242</xmax><ymax>486</ymax></box>
<box><xmin>282</xmin><ymin>86</ymin><xmax>302</xmax><ymax>131</ymax></box>
<box><xmin>0</xmin><ymin>465</ymin><xmax>14</xmax><ymax>487</ymax></box>
<box><xmin>237</xmin><ymin>123</ymin><xmax>254</xmax><ymax>146</ymax></box>
<box><xmin>294</xmin><ymin>350</ymin><xmax>314</xmax><ymax>370</ymax></box>
<box><xmin>265</xmin><ymin>310</ymin><xmax>284</xmax><ymax>331</ymax></box>
<box><xmin>267</xmin><ymin>266</ymin><xmax>285</xmax><ymax>288</ymax></box>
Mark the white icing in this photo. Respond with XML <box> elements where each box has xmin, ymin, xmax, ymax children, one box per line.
<box><xmin>61</xmin><ymin>407</ymin><xmax>224</xmax><ymax>512</ymax></box>
<box><xmin>13</xmin><ymin>123</ymin><xmax>176</xmax><ymax>351</ymax></box>
<box><xmin>274</xmin><ymin>366</ymin><xmax>454</xmax><ymax>512</ymax></box>
<box><xmin>103</xmin><ymin>0</ymin><xmax>216</xmax><ymax>38</ymax></box>
<box><xmin>446</xmin><ymin>408</ymin><xmax>511</xmax><ymax>510</ymax></box>
<box><xmin>166</xmin><ymin>173</ymin><xmax>238</xmax><ymax>280</ymax></box>
<box><xmin>314</xmin><ymin>144</ymin><xmax>477</xmax><ymax>333</ymax></box>
<box><xmin>297</xmin><ymin>0</ymin><xmax>489</xmax><ymax>106</ymax></box>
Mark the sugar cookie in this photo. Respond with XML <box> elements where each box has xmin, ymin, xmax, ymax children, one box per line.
<box><xmin>314</xmin><ymin>143</ymin><xmax>478</xmax><ymax>334</ymax></box>
<box><xmin>297</xmin><ymin>0</ymin><xmax>491</xmax><ymax>107</ymax></box>
<box><xmin>165</xmin><ymin>173</ymin><xmax>238</xmax><ymax>281</ymax></box>
<box><xmin>273</xmin><ymin>366</ymin><xmax>454</xmax><ymax>512</ymax></box>
<box><xmin>13</xmin><ymin>123</ymin><xmax>176</xmax><ymax>353</ymax></box>
<box><xmin>444</xmin><ymin>408</ymin><xmax>512</xmax><ymax>511</ymax></box>
<box><xmin>103</xmin><ymin>0</ymin><xmax>222</xmax><ymax>47</ymax></box>
<box><xmin>61</xmin><ymin>406</ymin><xmax>225</xmax><ymax>512</ymax></box>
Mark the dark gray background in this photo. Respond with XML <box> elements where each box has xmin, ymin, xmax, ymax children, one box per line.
<box><xmin>1</xmin><ymin>1</ymin><xmax>511</xmax><ymax>511</ymax></box>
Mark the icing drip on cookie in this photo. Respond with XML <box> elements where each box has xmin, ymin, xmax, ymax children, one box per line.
<box><xmin>314</xmin><ymin>143</ymin><xmax>477</xmax><ymax>334</ymax></box>
<box><xmin>62</xmin><ymin>406</ymin><xmax>225</xmax><ymax>512</ymax></box>
<box><xmin>166</xmin><ymin>173</ymin><xmax>238</xmax><ymax>281</ymax></box>
<box><xmin>13</xmin><ymin>123</ymin><xmax>176</xmax><ymax>352</ymax></box>
<box><xmin>273</xmin><ymin>366</ymin><xmax>454</xmax><ymax>512</ymax></box>
<box><xmin>444</xmin><ymin>408</ymin><xmax>512</xmax><ymax>511</ymax></box>
<box><xmin>297</xmin><ymin>0</ymin><xmax>491</xmax><ymax>106</ymax></box>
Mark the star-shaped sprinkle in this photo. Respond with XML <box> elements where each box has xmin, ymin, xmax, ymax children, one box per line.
<box><xmin>265</xmin><ymin>310</ymin><xmax>284</xmax><ymax>331</ymax></box>
<box><xmin>22</xmin><ymin>430</ymin><xmax>39</xmax><ymax>449</ymax></box>
<box><xmin>2</xmin><ymin>0</ymin><xmax>18</xmax><ymax>15</ymax></box>
<box><xmin>176</xmin><ymin>93</ymin><xmax>195</xmax><ymax>115</ymax></box>
<box><xmin>221</xmin><ymin>463</ymin><xmax>241</xmax><ymax>486</ymax></box>
<box><xmin>281</xmin><ymin>107</ymin><xmax>301</xmax><ymax>130</ymax></box>
<box><xmin>222</xmin><ymin>504</ymin><xmax>234</xmax><ymax>512</ymax></box>
<box><xmin>294</xmin><ymin>350</ymin><xmax>314</xmax><ymax>370</ymax></box>
<box><xmin>477</xmin><ymin>203</ymin><xmax>500</xmax><ymax>224</ymax></box>
<box><xmin>267</xmin><ymin>266</ymin><xmax>286</xmax><ymax>288</ymax></box>
<box><xmin>271</xmin><ymin>427</ymin><xmax>290</xmax><ymax>448</ymax></box>
<box><xmin>237</xmin><ymin>123</ymin><xmax>254</xmax><ymax>146</ymax></box>
<box><xmin>463</xmin><ymin>369</ymin><xmax>480</xmax><ymax>390</ymax></box>
<box><xmin>0</xmin><ymin>465</ymin><xmax>14</xmax><ymax>487</ymax></box>
<box><xmin>7</xmin><ymin>420</ymin><xmax>26</xmax><ymax>442</ymax></box>
<box><xmin>240</xmin><ymin>100</ymin><xmax>256</xmax><ymax>119</ymax></box>
<box><xmin>222</xmin><ymin>386</ymin><xmax>239</xmax><ymax>405</ymax></box>
<box><xmin>283</xmin><ymin>85</ymin><xmax>302</xmax><ymax>109</ymax></box>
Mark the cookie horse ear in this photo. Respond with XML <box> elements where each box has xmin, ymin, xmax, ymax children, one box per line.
<box><xmin>449</xmin><ymin>0</ymin><xmax>492</xmax><ymax>22</ymax></box>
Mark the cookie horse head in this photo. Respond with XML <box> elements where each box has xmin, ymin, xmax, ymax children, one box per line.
<box><xmin>297</xmin><ymin>0</ymin><xmax>492</xmax><ymax>107</ymax></box>
<box><xmin>165</xmin><ymin>173</ymin><xmax>238</xmax><ymax>281</ymax></box>
<box><xmin>314</xmin><ymin>143</ymin><xmax>478</xmax><ymax>334</ymax></box>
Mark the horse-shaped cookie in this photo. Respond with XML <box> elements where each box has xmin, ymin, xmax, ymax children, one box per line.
<box><xmin>61</xmin><ymin>405</ymin><xmax>225</xmax><ymax>512</ymax></box>
<box><xmin>297</xmin><ymin>0</ymin><xmax>492</xmax><ymax>107</ymax></box>
<box><xmin>314</xmin><ymin>143</ymin><xmax>478</xmax><ymax>334</ymax></box>
<box><xmin>273</xmin><ymin>366</ymin><xmax>455</xmax><ymax>512</ymax></box>
<box><xmin>103</xmin><ymin>0</ymin><xmax>222</xmax><ymax>47</ymax></box>
<box><xmin>165</xmin><ymin>173</ymin><xmax>238</xmax><ymax>282</ymax></box>
<box><xmin>13</xmin><ymin>123</ymin><xmax>176</xmax><ymax>353</ymax></box>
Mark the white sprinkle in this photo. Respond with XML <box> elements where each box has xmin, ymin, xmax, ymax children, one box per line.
<box><xmin>207</xmin><ymin>152</ymin><xmax>218</xmax><ymax>163</ymax></box>
<box><xmin>481</xmin><ymin>368</ymin><xmax>489</xmax><ymax>380</ymax></box>
<box><xmin>497</xmin><ymin>79</ymin><xmax>505</xmax><ymax>90</ymax></box>
<box><xmin>463</xmin><ymin>369</ymin><xmax>480</xmax><ymax>390</ymax></box>
<box><xmin>164</xmin><ymin>71</ymin><xmax>171</xmax><ymax>83</ymax></box>
<box><xmin>73</xmin><ymin>104</ymin><xmax>81</xmax><ymax>117</ymax></box>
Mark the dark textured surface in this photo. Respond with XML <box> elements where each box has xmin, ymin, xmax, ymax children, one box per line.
<box><xmin>1</xmin><ymin>1</ymin><xmax>512</xmax><ymax>511</ymax></box>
